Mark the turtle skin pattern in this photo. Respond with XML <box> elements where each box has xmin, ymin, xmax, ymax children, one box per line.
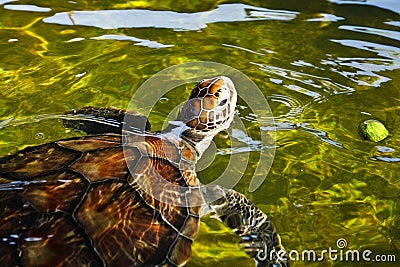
<box><xmin>0</xmin><ymin>133</ymin><xmax>201</xmax><ymax>267</ymax></box>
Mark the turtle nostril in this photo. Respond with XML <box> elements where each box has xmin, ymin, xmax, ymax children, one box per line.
<box><xmin>218</xmin><ymin>99</ymin><xmax>228</xmax><ymax>106</ymax></box>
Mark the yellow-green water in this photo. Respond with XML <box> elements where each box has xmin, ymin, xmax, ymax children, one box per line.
<box><xmin>1</xmin><ymin>0</ymin><xmax>399</xmax><ymax>266</ymax></box>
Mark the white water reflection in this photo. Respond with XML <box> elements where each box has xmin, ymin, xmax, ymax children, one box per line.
<box><xmin>328</xmin><ymin>0</ymin><xmax>400</xmax><ymax>14</ymax></box>
<box><xmin>340</xmin><ymin>25</ymin><xmax>400</xmax><ymax>41</ymax></box>
<box><xmin>253</xmin><ymin>62</ymin><xmax>354</xmax><ymax>101</ymax></box>
<box><xmin>329</xmin><ymin>39</ymin><xmax>400</xmax><ymax>86</ymax></box>
<box><xmin>91</xmin><ymin>34</ymin><xmax>173</xmax><ymax>48</ymax></box>
<box><xmin>306</xmin><ymin>13</ymin><xmax>344</xmax><ymax>22</ymax></box>
<box><xmin>4</xmin><ymin>4</ymin><xmax>51</xmax><ymax>12</ymax></box>
<box><xmin>43</xmin><ymin>3</ymin><xmax>298</xmax><ymax>31</ymax></box>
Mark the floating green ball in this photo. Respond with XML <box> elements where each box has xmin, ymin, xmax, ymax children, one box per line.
<box><xmin>358</xmin><ymin>119</ymin><xmax>389</xmax><ymax>142</ymax></box>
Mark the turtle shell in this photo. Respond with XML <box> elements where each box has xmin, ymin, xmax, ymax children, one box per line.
<box><xmin>0</xmin><ymin>133</ymin><xmax>202</xmax><ymax>267</ymax></box>
<box><xmin>62</xmin><ymin>106</ymin><xmax>151</xmax><ymax>135</ymax></box>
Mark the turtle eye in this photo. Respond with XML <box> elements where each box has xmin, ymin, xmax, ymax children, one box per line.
<box><xmin>214</xmin><ymin>88</ymin><xmax>223</xmax><ymax>98</ymax></box>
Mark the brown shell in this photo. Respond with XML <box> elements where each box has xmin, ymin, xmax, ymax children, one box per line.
<box><xmin>0</xmin><ymin>133</ymin><xmax>201</xmax><ymax>267</ymax></box>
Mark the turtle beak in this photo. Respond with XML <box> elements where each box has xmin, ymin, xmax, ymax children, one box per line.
<box><xmin>216</xmin><ymin>76</ymin><xmax>237</xmax><ymax>131</ymax></box>
<box><xmin>220</xmin><ymin>76</ymin><xmax>235</xmax><ymax>97</ymax></box>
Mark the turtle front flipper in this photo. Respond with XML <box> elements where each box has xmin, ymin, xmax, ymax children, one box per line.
<box><xmin>63</xmin><ymin>107</ymin><xmax>151</xmax><ymax>135</ymax></box>
<box><xmin>205</xmin><ymin>186</ymin><xmax>289</xmax><ymax>267</ymax></box>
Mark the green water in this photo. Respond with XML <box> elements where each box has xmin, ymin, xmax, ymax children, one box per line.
<box><xmin>1</xmin><ymin>0</ymin><xmax>399</xmax><ymax>266</ymax></box>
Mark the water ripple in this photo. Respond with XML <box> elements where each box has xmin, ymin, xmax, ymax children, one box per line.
<box><xmin>299</xmin><ymin>124</ymin><xmax>344</xmax><ymax>148</ymax></box>
<box><xmin>4</xmin><ymin>4</ymin><xmax>51</xmax><ymax>12</ymax></box>
<box><xmin>91</xmin><ymin>34</ymin><xmax>173</xmax><ymax>49</ymax></box>
<box><xmin>253</xmin><ymin>62</ymin><xmax>354</xmax><ymax>101</ymax></box>
<box><xmin>0</xmin><ymin>113</ymin><xmax>120</xmax><ymax>130</ymax></box>
<box><xmin>222</xmin><ymin>44</ymin><xmax>265</xmax><ymax>56</ymax></box>
<box><xmin>328</xmin><ymin>39</ymin><xmax>400</xmax><ymax>86</ymax></box>
<box><xmin>340</xmin><ymin>25</ymin><xmax>400</xmax><ymax>41</ymax></box>
<box><xmin>43</xmin><ymin>3</ymin><xmax>298</xmax><ymax>31</ymax></box>
<box><xmin>328</xmin><ymin>0</ymin><xmax>400</xmax><ymax>14</ymax></box>
<box><xmin>268</xmin><ymin>94</ymin><xmax>303</xmax><ymax>119</ymax></box>
<box><xmin>306</xmin><ymin>13</ymin><xmax>344</xmax><ymax>22</ymax></box>
<box><xmin>372</xmin><ymin>156</ymin><xmax>400</xmax><ymax>163</ymax></box>
<box><xmin>385</xmin><ymin>21</ymin><xmax>400</xmax><ymax>27</ymax></box>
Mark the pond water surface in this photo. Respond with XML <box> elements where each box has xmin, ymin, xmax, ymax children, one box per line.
<box><xmin>0</xmin><ymin>0</ymin><xmax>399</xmax><ymax>266</ymax></box>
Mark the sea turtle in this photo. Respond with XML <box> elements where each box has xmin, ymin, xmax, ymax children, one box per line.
<box><xmin>0</xmin><ymin>76</ymin><xmax>289</xmax><ymax>267</ymax></box>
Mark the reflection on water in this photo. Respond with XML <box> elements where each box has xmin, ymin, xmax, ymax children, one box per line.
<box><xmin>4</xmin><ymin>4</ymin><xmax>51</xmax><ymax>12</ymax></box>
<box><xmin>91</xmin><ymin>34</ymin><xmax>173</xmax><ymax>48</ymax></box>
<box><xmin>328</xmin><ymin>0</ymin><xmax>400</xmax><ymax>14</ymax></box>
<box><xmin>1</xmin><ymin>0</ymin><xmax>400</xmax><ymax>266</ymax></box>
<box><xmin>329</xmin><ymin>39</ymin><xmax>400</xmax><ymax>86</ymax></box>
<box><xmin>43</xmin><ymin>4</ymin><xmax>298</xmax><ymax>31</ymax></box>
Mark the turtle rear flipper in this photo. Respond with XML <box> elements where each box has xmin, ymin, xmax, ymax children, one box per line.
<box><xmin>206</xmin><ymin>186</ymin><xmax>289</xmax><ymax>267</ymax></box>
<box><xmin>63</xmin><ymin>107</ymin><xmax>151</xmax><ymax>135</ymax></box>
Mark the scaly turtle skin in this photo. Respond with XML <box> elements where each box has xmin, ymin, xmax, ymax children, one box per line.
<box><xmin>0</xmin><ymin>77</ymin><xmax>289</xmax><ymax>267</ymax></box>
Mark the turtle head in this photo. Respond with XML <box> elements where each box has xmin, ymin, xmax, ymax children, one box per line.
<box><xmin>175</xmin><ymin>76</ymin><xmax>237</xmax><ymax>152</ymax></box>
